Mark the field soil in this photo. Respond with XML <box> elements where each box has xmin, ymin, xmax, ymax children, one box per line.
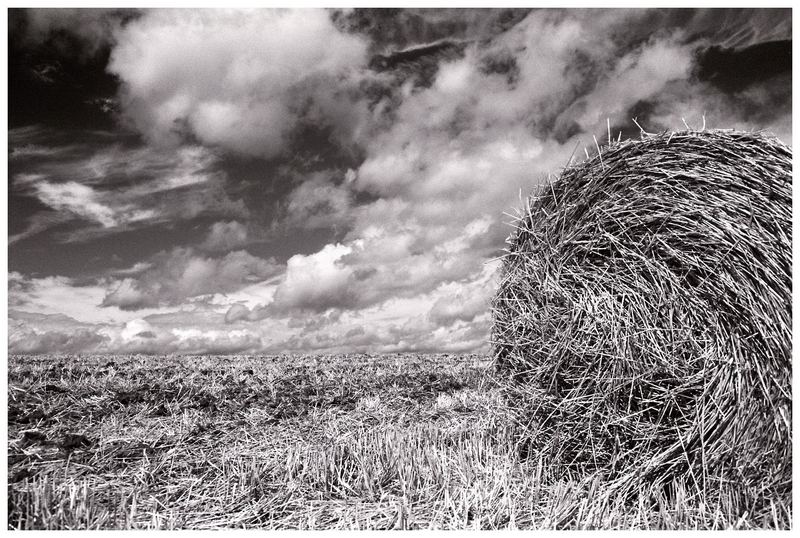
<box><xmin>7</xmin><ymin>354</ymin><xmax>788</xmax><ymax>529</ymax></box>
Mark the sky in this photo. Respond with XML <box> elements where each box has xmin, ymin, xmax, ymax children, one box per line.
<box><xmin>7</xmin><ymin>8</ymin><xmax>793</xmax><ymax>355</ymax></box>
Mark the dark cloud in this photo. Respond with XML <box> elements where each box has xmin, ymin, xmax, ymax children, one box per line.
<box><xmin>7</xmin><ymin>9</ymin><xmax>137</xmax><ymax>130</ymax></box>
<box><xmin>10</xmin><ymin>8</ymin><xmax>139</xmax><ymax>54</ymax></box>
<box><xmin>675</xmin><ymin>7</ymin><xmax>791</xmax><ymax>50</ymax></box>
<box><xmin>224</xmin><ymin>303</ymin><xmax>271</xmax><ymax>324</ymax></box>
<box><xmin>696</xmin><ymin>40</ymin><xmax>791</xmax><ymax>93</ymax></box>
<box><xmin>333</xmin><ymin>8</ymin><xmax>531</xmax><ymax>54</ymax></box>
<box><xmin>135</xmin><ymin>330</ymin><xmax>157</xmax><ymax>339</ymax></box>
<box><xmin>224</xmin><ymin>303</ymin><xmax>251</xmax><ymax>323</ymax></box>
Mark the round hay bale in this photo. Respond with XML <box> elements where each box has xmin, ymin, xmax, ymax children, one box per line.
<box><xmin>492</xmin><ymin>130</ymin><xmax>791</xmax><ymax>495</ymax></box>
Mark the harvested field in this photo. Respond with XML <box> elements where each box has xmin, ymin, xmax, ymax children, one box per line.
<box><xmin>7</xmin><ymin>353</ymin><xmax>790</xmax><ymax>529</ymax></box>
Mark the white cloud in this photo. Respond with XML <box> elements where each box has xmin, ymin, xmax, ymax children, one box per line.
<box><xmin>8</xmin><ymin>305</ymin><xmax>271</xmax><ymax>355</ymax></box>
<box><xmin>34</xmin><ymin>181</ymin><xmax>119</xmax><ymax>227</ymax></box>
<box><xmin>8</xmin><ymin>273</ymin><xmax>156</xmax><ymax>324</ymax></box>
<box><xmin>108</xmin><ymin>9</ymin><xmax>370</xmax><ymax>158</ymax></box>
<box><xmin>272</xmin><ymin>10</ymin><xmax>750</xmax><ymax>324</ymax></box>
<box><xmin>170</xmin><ymin>328</ymin><xmax>263</xmax><ymax>354</ymax></box>
<box><xmin>216</xmin><ymin>279</ymin><xmax>280</xmax><ymax>310</ymax></box>
<box><xmin>558</xmin><ymin>35</ymin><xmax>694</xmax><ymax>133</ymax></box>
<box><xmin>120</xmin><ymin>318</ymin><xmax>157</xmax><ymax>340</ymax></box>
<box><xmin>102</xmin><ymin>247</ymin><xmax>282</xmax><ymax>310</ymax></box>
<box><xmin>249</xmin><ymin>10</ymin><xmax>735</xmax><ymax>351</ymax></box>
<box><xmin>427</xmin><ymin>261</ymin><xmax>498</xmax><ymax>326</ymax></box>
<box><xmin>202</xmin><ymin>220</ymin><xmax>248</xmax><ymax>251</ymax></box>
<box><xmin>9</xmin><ymin>325</ymin><xmax>109</xmax><ymax>355</ymax></box>
<box><xmin>271</xmin><ymin>243</ymin><xmax>356</xmax><ymax>312</ymax></box>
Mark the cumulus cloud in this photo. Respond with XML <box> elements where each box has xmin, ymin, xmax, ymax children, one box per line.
<box><xmin>104</xmin><ymin>310</ymin><xmax>258</xmax><ymax>353</ymax></box>
<box><xmin>8</xmin><ymin>310</ymin><xmax>110</xmax><ymax>354</ymax></box>
<box><xmin>270</xmin><ymin>243</ymin><xmax>358</xmax><ymax>313</ymax></box>
<box><xmin>9</xmin><ymin>313</ymin><xmax>265</xmax><ymax>355</ymax></box>
<box><xmin>202</xmin><ymin>221</ymin><xmax>248</xmax><ymax>252</ymax></box>
<box><xmin>8</xmin><ymin>273</ymin><xmax>133</xmax><ymax>324</ymax></box>
<box><xmin>254</xmin><ymin>261</ymin><xmax>498</xmax><ymax>354</ymax></box>
<box><xmin>427</xmin><ymin>262</ymin><xmax>498</xmax><ymax>327</ymax></box>
<box><xmin>10</xmin><ymin>326</ymin><xmax>109</xmax><ymax>354</ymax></box>
<box><xmin>170</xmin><ymin>328</ymin><xmax>263</xmax><ymax>354</ymax></box>
<box><xmin>9</xmin><ymin>301</ymin><xmax>272</xmax><ymax>355</ymax></box>
<box><xmin>266</xmin><ymin>8</ymin><xmax>792</xmax><ymax>327</ymax></box>
<box><xmin>110</xmin><ymin>307</ymin><xmax>269</xmax><ymax>354</ymax></box>
<box><xmin>102</xmin><ymin>247</ymin><xmax>282</xmax><ymax>310</ymax></box>
<box><xmin>276</xmin><ymin>309</ymin><xmax>491</xmax><ymax>355</ymax></box>
<box><xmin>120</xmin><ymin>318</ymin><xmax>156</xmax><ymax>340</ymax></box>
<box><xmin>108</xmin><ymin>9</ymin><xmax>370</xmax><ymax>158</ymax></box>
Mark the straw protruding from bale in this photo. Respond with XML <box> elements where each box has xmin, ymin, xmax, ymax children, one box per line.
<box><xmin>491</xmin><ymin>130</ymin><xmax>791</xmax><ymax>498</ymax></box>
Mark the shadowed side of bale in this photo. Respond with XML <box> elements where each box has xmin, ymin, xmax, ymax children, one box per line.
<box><xmin>491</xmin><ymin>130</ymin><xmax>791</xmax><ymax>498</ymax></box>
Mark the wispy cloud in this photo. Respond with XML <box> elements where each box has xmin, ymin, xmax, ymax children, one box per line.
<box><xmin>33</xmin><ymin>181</ymin><xmax>128</xmax><ymax>227</ymax></box>
<box><xmin>10</xmin><ymin>129</ymin><xmax>246</xmax><ymax>242</ymax></box>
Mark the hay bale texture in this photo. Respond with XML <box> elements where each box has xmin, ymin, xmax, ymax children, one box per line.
<box><xmin>492</xmin><ymin>130</ymin><xmax>791</xmax><ymax>495</ymax></box>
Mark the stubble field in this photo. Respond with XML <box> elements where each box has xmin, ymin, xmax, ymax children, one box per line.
<box><xmin>7</xmin><ymin>354</ymin><xmax>788</xmax><ymax>529</ymax></box>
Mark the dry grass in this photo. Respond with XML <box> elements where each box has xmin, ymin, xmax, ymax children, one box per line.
<box><xmin>491</xmin><ymin>129</ymin><xmax>791</xmax><ymax>524</ymax></box>
<box><xmin>7</xmin><ymin>353</ymin><xmax>789</xmax><ymax>529</ymax></box>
